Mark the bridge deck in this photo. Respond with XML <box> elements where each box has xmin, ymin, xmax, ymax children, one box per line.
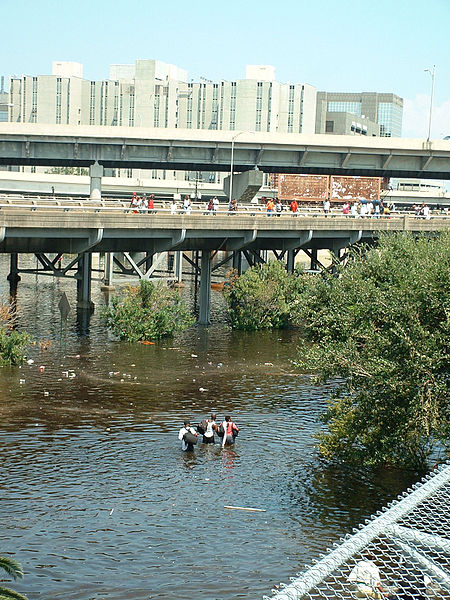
<box><xmin>0</xmin><ymin>204</ymin><xmax>448</xmax><ymax>254</ymax></box>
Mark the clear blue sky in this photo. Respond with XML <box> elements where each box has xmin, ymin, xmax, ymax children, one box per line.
<box><xmin>1</xmin><ymin>0</ymin><xmax>449</xmax><ymax>136</ymax></box>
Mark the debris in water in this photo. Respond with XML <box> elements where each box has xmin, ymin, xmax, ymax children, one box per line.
<box><xmin>191</xmin><ymin>354</ymin><xmax>198</xmax><ymax>358</ymax></box>
<box><xmin>26</xmin><ymin>359</ymin><xmax>34</xmax><ymax>365</ymax></box>
<box><xmin>217</xmin><ymin>363</ymin><xmax>223</xmax><ymax>368</ymax></box>
<box><xmin>39</xmin><ymin>366</ymin><xmax>45</xmax><ymax>372</ymax></box>
<box><xmin>224</xmin><ymin>505</ymin><xmax>266</xmax><ymax>512</ymax></box>
<box><xmin>43</xmin><ymin>391</ymin><xmax>49</xmax><ymax>396</ymax></box>
<box><xmin>141</xmin><ymin>341</ymin><xmax>155</xmax><ymax>345</ymax></box>
<box><xmin>109</xmin><ymin>508</ymin><xmax>114</xmax><ymax>516</ymax></box>
<box><xmin>19</xmin><ymin>379</ymin><xmax>25</xmax><ymax>384</ymax></box>
<box><xmin>199</xmin><ymin>387</ymin><xmax>208</xmax><ymax>392</ymax></box>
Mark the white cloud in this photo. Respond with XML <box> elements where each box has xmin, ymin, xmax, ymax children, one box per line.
<box><xmin>403</xmin><ymin>95</ymin><xmax>450</xmax><ymax>139</ymax></box>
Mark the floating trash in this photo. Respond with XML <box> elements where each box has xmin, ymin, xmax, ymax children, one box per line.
<box><xmin>26</xmin><ymin>359</ymin><xmax>34</xmax><ymax>365</ymax></box>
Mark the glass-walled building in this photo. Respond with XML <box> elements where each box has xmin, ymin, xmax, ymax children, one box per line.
<box><xmin>316</xmin><ymin>92</ymin><xmax>403</xmax><ymax>137</ymax></box>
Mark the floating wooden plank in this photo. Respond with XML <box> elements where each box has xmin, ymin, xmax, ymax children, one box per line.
<box><xmin>224</xmin><ymin>505</ymin><xmax>266</xmax><ymax>512</ymax></box>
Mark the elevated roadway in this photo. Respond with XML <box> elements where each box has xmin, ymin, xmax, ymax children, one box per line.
<box><xmin>1</xmin><ymin>201</ymin><xmax>448</xmax><ymax>323</ymax></box>
<box><xmin>1</xmin><ymin>123</ymin><xmax>450</xmax><ymax>180</ymax></box>
<box><xmin>1</xmin><ymin>202</ymin><xmax>448</xmax><ymax>254</ymax></box>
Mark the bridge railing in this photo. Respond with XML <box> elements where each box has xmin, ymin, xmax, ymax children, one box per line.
<box><xmin>0</xmin><ymin>197</ymin><xmax>448</xmax><ymax>220</ymax></box>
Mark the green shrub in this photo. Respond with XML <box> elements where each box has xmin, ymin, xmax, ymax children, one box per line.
<box><xmin>0</xmin><ymin>302</ymin><xmax>31</xmax><ymax>366</ymax></box>
<box><xmin>101</xmin><ymin>280</ymin><xmax>194</xmax><ymax>342</ymax></box>
<box><xmin>224</xmin><ymin>260</ymin><xmax>305</xmax><ymax>330</ymax></box>
<box><xmin>293</xmin><ymin>232</ymin><xmax>450</xmax><ymax>468</ymax></box>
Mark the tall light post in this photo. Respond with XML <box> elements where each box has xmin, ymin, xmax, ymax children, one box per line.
<box><xmin>424</xmin><ymin>65</ymin><xmax>436</xmax><ymax>141</ymax></box>
<box><xmin>229</xmin><ymin>131</ymin><xmax>254</xmax><ymax>203</ymax></box>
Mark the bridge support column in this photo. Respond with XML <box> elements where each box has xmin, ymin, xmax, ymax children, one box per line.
<box><xmin>175</xmin><ymin>251</ymin><xmax>183</xmax><ymax>282</ymax></box>
<box><xmin>77</xmin><ymin>252</ymin><xmax>94</xmax><ymax>310</ymax></box>
<box><xmin>101</xmin><ymin>252</ymin><xmax>115</xmax><ymax>290</ymax></box>
<box><xmin>145</xmin><ymin>253</ymin><xmax>153</xmax><ymax>273</ymax></box>
<box><xmin>89</xmin><ymin>162</ymin><xmax>103</xmax><ymax>201</ymax></box>
<box><xmin>232</xmin><ymin>251</ymin><xmax>242</xmax><ymax>275</ymax></box>
<box><xmin>198</xmin><ymin>251</ymin><xmax>212</xmax><ymax>325</ymax></box>
<box><xmin>7</xmin><ymin>253</ymin><xmax>21</xmax><ymax>284</ymax></box>
<box><xmin>310</xmin><ymin>249</ymin><xmax>318</xmax><ymax>271</ymax></box>
<box><xmin>287</xmin><ymin>249</ymin><xmax>296</xmax><ymax>273</ymax></box>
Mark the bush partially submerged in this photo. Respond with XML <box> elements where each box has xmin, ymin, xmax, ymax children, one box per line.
<box><xmin>224</xmin><ymin>260</ymin><xmax>304</xmax><ymax>330</ymax></box>
<box><xmin>102</xmin><ymin>280</ymin><xmax>194</xmax><ymax>342</ymax></box>
<box><xmin>293</xmin><ymin>232</ymin><xmax>450</xmax><ymax>468</ymax></box>
<box><xmin>0</xmin><ymin>301</ymin><xmax>31</xmax><ymax>366</ymax></box>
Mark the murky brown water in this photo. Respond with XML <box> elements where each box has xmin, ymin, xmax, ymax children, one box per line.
<box><xmin>0</xmin><ymin>254</ymin><xmax>421</xmax><ymax>599</ymax></box>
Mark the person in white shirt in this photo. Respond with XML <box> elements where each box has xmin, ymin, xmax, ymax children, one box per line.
<box><xmin>202</xmin><ymin>413</ymin><xmax>217</xmax><ymax>444</ymax></box>
<box><xmin>213</xmin><ymin>196</ymin><xmax>219</xmax><ymax>214</ymax></box>
<box><xmin>178</xmin><ymin>420</ymin><xmax>198</xmax><ymax>451</ymax></box>
<box><xmin>170</xmin><ymin>199</ymin><xmax>177</xmax><ymax>215</ymax></box>
<box><xmin>323</xmin><ymin>199</ymin><xmax>331</xmax><ymax>215</ymax></box>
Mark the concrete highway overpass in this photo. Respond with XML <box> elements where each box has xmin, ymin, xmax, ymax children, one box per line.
<box><xmin>1</xmin><ymin>124</ymin><xmax>449</xmax><ymax>180</ymax></box>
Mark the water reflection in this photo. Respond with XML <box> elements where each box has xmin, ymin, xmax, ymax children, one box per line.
<box><xmin>0</xmin><ymin>254</ymin><xmax>421</xmax><ymax>600</ymax></box>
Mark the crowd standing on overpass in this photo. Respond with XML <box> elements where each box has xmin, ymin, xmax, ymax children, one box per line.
<box><xmin>123</xmin><ymin>191</ymin><xmax>445</xmax><ymax>219</ymax></box>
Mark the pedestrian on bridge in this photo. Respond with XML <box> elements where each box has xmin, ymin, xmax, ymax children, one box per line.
<box><xmin>266</xmin><ymin>198</ymin><xmax>275</xmax><ymax>216</ymax></box>
<box><xmin>290</xmin><ymin>198</ymin><xmax>298</xmax><ymax>215</ymax></box>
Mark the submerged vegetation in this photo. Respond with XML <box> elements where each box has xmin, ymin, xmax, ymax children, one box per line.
<box><xmin>224</xmin><ymin>260</ymin><xmax>304</xmax><ymax>330</ymax></box>
<box><xmin>0</xmin><ymin>301</ymin><xmax>31</xmax><ymax>366</ymax></box>
<box><xmin>102</xmin><ymin>280</ymin><xmax>194</xmax><ymax>342</ymax></box>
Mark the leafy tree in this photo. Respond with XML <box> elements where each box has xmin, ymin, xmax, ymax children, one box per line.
<box><xmin>224</xmin><ymin>260</ymin><xmax>304</xmax><ymax>330</ymax></box>
<box><xmin>102</xmin><ymin>280</ymin><xmax>194</xmax><ymax>342</ymax></box>
<box><xmin>293</xmin><ymin>232</ymin><xmax>450</xmax><ymax>469</ymax></box>
<box><xmin>0</xmin><ymin>302</ymin><xmax>31</xmax><ymax>366</ymax></box>
<box><xmin>0</xmin><ymin>555</ymin><xmax>28</xmax><ymax>600</ymax></box>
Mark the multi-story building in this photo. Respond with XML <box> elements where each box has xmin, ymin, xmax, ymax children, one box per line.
<box><xmin>8</xmin><ymin>59</ymin><xmax>317</xmax><ymax>135</ymax></box>
<box><xmin>315</xmin><ymin>91</ymin><xmax>403</xmax><ymax>137</ymax></box>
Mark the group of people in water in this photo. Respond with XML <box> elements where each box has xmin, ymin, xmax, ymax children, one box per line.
<box><xmin>178</xmin><ymin>413</ymin><xmax>239</xmax><ymax>451</ymax></box>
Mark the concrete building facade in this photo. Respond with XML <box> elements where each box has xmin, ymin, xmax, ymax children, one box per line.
<box><xmin>8</xmin><ymin>59</ymin><xmax>317</xmax><ymax>136</ymax></box>
<box><xmin>316</xmin><ymin>91</ymin><xmax>403</xmax><ymax>137</ymax></box>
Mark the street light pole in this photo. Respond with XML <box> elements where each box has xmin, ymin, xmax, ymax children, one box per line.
<box><xmin>229</xmin><ymin>131</ymin><xmax>254</xmax><ymax>203</ymax></box>
<box><xmin>424</xmin><ymin>65</ymin><xmax>436</xmax><ymax>141</ymax></box>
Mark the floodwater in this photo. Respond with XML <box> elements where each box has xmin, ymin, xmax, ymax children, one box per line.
<box><xmin>0</xmin><ymin>254</ymin><xmax>421</xmax><ymax>600</ymax></box>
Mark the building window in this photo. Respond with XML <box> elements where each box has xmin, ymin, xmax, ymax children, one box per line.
<box><xmin>89</xmin><ymin>82</ymin><xmax>96</xmax><ymax>125</ymax></box>
<box><xmin>328</xmin><ymin>101</ymin><xmax>361</xmax><ymax>116</ymax></box>
<box><xmin>287</xmin><ymin>85</ymin><xmax>295</xmax><ymax>133</ymax></box>
<box><xmin>325</xmin><ymin>120</ymin><xmax>334</xmax><ymax>133</ymax></box>
<box><xmin>56</xmin><ymin>77</ymin><xmax>62</xmax><ymax>124</ymax></box>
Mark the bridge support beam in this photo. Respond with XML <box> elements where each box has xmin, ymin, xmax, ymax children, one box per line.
<box><xmin>101</xmin><ymin>252</ymin><xmax>115</xmax><ymax>290</ymax></box>
<box><xmin>198</xmin><ymin>251</ymin><xmax>212</xmax><ymax>325</ymax></box>
<box><xmin>174</xmin><ymin>251</ymin><xmax>183</xmax><ymax>282</ymax></box>
<box><xmin>77</xmin><ymin>252</ymin><xmax>94</xmax><ymax>310</ymax></box>
<box><xmin>89</xmin><ymin>162</ymin><xmax>103</xmax><ymax>201</ymax></box>
<box><xmin>310</xmin><ymin>249</ymin><xmax>318</xmax><ymax>271</ymax></box>
<box><xmin>7</xmin><ymin>253</ymin><xmax>21</xmax><ymax>284</ymax></box>
<box><xmin>232</xmin><ymin>251</ymin><xmax>242</xmax><ymax>275</ymax></box>
<box><xmin>287</xmin><ymin>249</ymin><xmax>297</xmax><ymax>273</ymax></box>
